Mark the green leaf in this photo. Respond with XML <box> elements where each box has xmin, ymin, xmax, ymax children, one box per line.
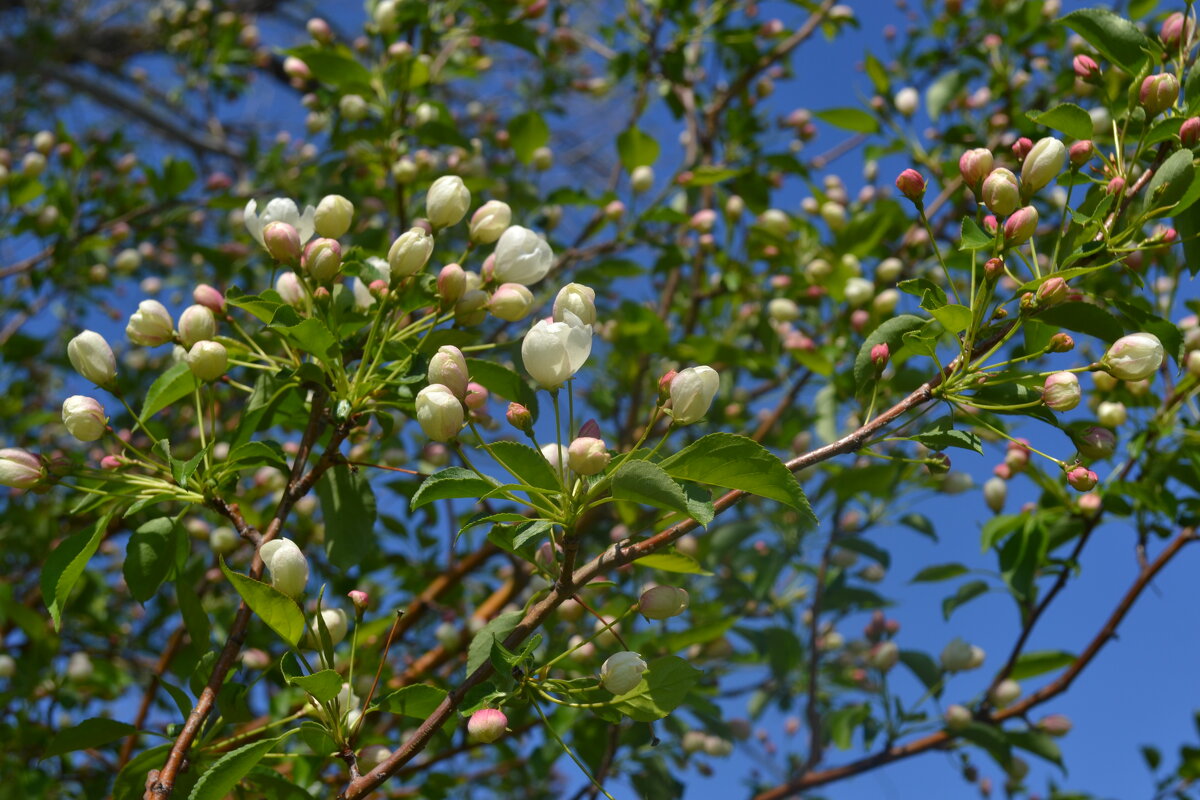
<box><xmin>1036</xmin><ymin>302</ymin><xmax>1125</xmax><ymax>343</ymax></box>
<box><xmin>911</xmin><ymin>562</ymin><xmax>969</xmax><ymax>583</ymax></box>
<box><xmin>376</xmin><ymin>684</ymin><xmax>448</xmax><ymax>718</ymax></box>
<box><xmin>929</xmin><ymin>303</ymin><xmax>973</xmax><ymax>334</ymax></box>
<box><xmin>854</xmin><ymin>314</ymin><xmax>927</xmax><ymax>393</ymax></box>
<box><xmin>43</xmin><ymin>717</ymin><xmax>139</xmax><ymax>759</ymax></box>
<box><xmin>188</xmin><ymin>735</ymin><xmax>291</xmax><ymax>800</ymax></box>
<box><xmin>124</xmin><ymin>517</ymin><xmax>185</xmax><ymax>603</ymax></box>
<box><xmin>1176</xmin><ymin>197</ymin><xmax>1200</xmax><ymax>276</ymax></box>
<box><xmin>411</xmin><ymin>467</ymin><xmax>495</xmax><ymax>510</ymax></box>
<box><xmin>508</xmin><ymin>111</ymin><xmax>550</xmax><ymax>164</ymax></box>
<box><xmin>315</xmin><ymin>466</ymin><xmax>377</xmax><ymax>571</ymax></box>
<box><xmin>1060</xmin><ymin>8</ymin><xmax>1155</xmax><ymax>74</ymax></box>
<box><xmin>611</xmin><ymin>459</ymin><xmax>692</xmax><ymax>517</ymax></box>
<box><xmin>999</xmin><ymin>522</ymin><xmax>1048</xmax><ymax>602</ymax></box>
<box><xmin>142</xmin><ymin>361</ymin><xmax>201</xmax><ymax>419</ymax></box>
<box><xmin>959</xmin><ymin>217</ymin><xmax>993</xmax><ymax>250</ymax></box>
<box><xmin>466</xmin><ymin>611</ymin><xmax>523</xmax><ymax>678</ymax></box>
<box><xmin>283</xmin><ymin>46</ymin><xmax>373</xmax><ymax>91</ymax></box>
<box><xmin>1009</xmin><ymin>650</ymin><xmax>1077</xmax><ymax>681</ymax></box>
<box><xmin>219</xmin><ymin>559</ymin><xmax>305</xmax><ymax>646</ymax></box>
<box><xmin>926</xmin><ymin>69</ymin><xmax>966</xmax><ymax>120</ymax></box>
<box><xmin>957</xmin><ymin>721</ymin><xmax>1012</xmax><ymax>769</ymax></box>
<box><xmin>910</xmin><ymin>417</ymin><xmax>983</xmax><ymax>454</ymax></box>
<box><xmin>815</xmin><ymin>107</ymin><xmax>879</xmax><ymax>134</ymax></box>
<box><xmin>616</xmin><ymin>127</ymin><xmax>660</xmax><ymax>171</ymax></box>
<box><xmin>271</xmin><ymin>318</ymin><xmax>340</xmax><ymax>366</ymax></box>
<box><xmin>222</xmin><ymin>440</ymin><xmax>289</xmax><ymax>473</ymax></box>
<box><xmin>899</xmin><ymin>650</ymin><xmax>943</xmax><ymax>698</ymax></box>
<box><xmin>1144</xmin><ymin>148</ymin><xmax>1196</xmax><ymax>215</ymax></box>
<box><xmin>610</xmin><ymin>655</ymin><xmax>701</xmax><ymax>722</ymax></box>
<box><xmin>635</xmin><ymin>551</ymin><xmax>713</xmax><ymax>576</ymax></box>
<box><xmin>657</xmin><ymin>433</ymin><xmax>814</xmax><ymax>521</ymax></box>
<box><xmin>42</xmin><ymin>510</ymin><xmax>113</xmax><ymax>630</ymax></box>
<box><xmin>463</xmin><ymin>358</ymin><xmax>538</xmax><ymax>418</ymax></box>
<box><xmin>981</xmin><ymin>514</ymin><xmax>1025</xmax><ymax>552</ymax></box>
<box><xmin>1008</xmin><ymin>728</ymin><xmax>1064</xmax><ymax>768</ymax></box>
<box><xmin>864</xmin><ymin>52</ymin><xmax>889</xmax><ymax>93</ymax></box>
<box><xmin>1026</xmin><ymin>103</ymin><xmax>1094</xmax><ymax>140</ymax></box>
<box><xmin>487</xmin><ymin>440</ymin><xmax>560</xmax><ymax>493</ymax></box>
<box><xmin>942</xmin><ymin>579</ymin><xmax>989</xmax><ymax>620</ymax></box>
<box><xmin>284</xmin><ymin>669</ymin><xmax>343</xmax><ymax>703</ymax></box>
<box><xmin>682</xmin><ymin>166</ymin><xmax>744</xmax><ymax>186</ymax></box>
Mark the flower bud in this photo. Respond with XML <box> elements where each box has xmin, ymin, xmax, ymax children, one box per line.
<box><xmin>209</xmin><ymin>526</ymin><xmax>239</xmax><ymax>555</ymax></box>
<box><xmin>983</xmin><ymin>257</ymin><xmax>1005</xmax><ymax>282</ymax></box>
<box><xmin>489</xmin><ymin>282</ymin><xmax>535</xmax><ymax>322</ymax></box>
<box><xmin>506</xmin><ymin>402</ymin><xmax>533</xmax><ymax>433</ymax></box>
<box><xmin>62</xmin><ymin>395</ymin><xmax>107</xmax><ymax>442</ymax></box>
<box><xmin>540</xmin><ymin>442</ymin><xmax>568</xmax><ymax>472</ymax></box>
<box><xmin>768</xmin><ymin>297</ymin><xmax>800</xmax><ymax>322</ymax></box>
<box><xmin>263</xmin><ymin>221</ymin><xmax>302</xmax><ymax>263</ymax></box>
<box><xmin>1076</xmin><ymin>425</ymin><xmax>1116</xmax><ymax>460</ymax></box>
<box><xmin>68</xmin><ymin>330</ymin><xmax>117</xmax><ymax>387</ymax></box>
<box><xmin>186</xmin><ymin>340</ymin><xmax>228</xmax><ymax>382</ymax></box>
<box><xmin>638</xmin><ymin>585</ymin><xmax>689</xmax><ymax>620</ymax></box>
<box><xmin>867</xmin><ymin>640</ymin><xmax>900</xmax><ymax>671</ymax></box>
<box><xmin>1097</xmin><ymin>400</ymin><xmax>1127</xmax><ymax>428</ymax></box>
<box><xmin>1102</xmin><ymin>333</ymin><xmax>1163</xmax><ymax>380</ymax></box>
<box><xmin>66</xmin><ymin>652</ymin><xmax>93</xmax><ymax>681</ymax></box>
<box><xmin>1183</xmin><ymin>118</ymin><xmax>1200</xmax><ymax>148</ymax></box>
<box><xmin>1066</xmin><ymin>466</ymin><xmax>1098</xmax><ymax>491</ymax></box>
<box><xmin>553</xmin><ymin>283</ymin><xmax>597</xmax><ymax>326</ymax></box>
<box><xmin>437</xmin><ymin>264</ymin><xmax>467</xmax><ymax>305</ymax></box>
<box><xmin>894</xmin><ymin>86</ymin><xmax>919</xmax><ymax>116</ymax></box>
<box><xmin>631</xmin><ymin>165</ymin><xmax>654</xmax><ymax>192</ymax></box>
<box><xmin>348</xmin><ymin>590</ymin><xmax>369</xmax><ymax>612</ymax></box>
<box><xmin>308</xmin><ymin>607</ymin><xmax>348</xmax><ymax>648</ymax></box>
<box><xmin>1003</xmin><ymin>205</ymin><xmax>1039</xmax><ymax>245</ymax></box>
<box><xmin>0</xmin><ymin>448</ymin><xmax>44</xmax><ymax>489</ymax></box>
<box><xmin>428</xmin><ymin>346</ymin><xmax>469</xmax><ymax>398</ymax></box>
<box><xmin>275</xmin><ymin>271</ymin><xmax>305</xmax><ymax>307</ymax></box>
<box><xmin>1161</xmin><ymin>11</ymin><xmax>1192</xmax><ymax>50</ymax></box>
<box><xmin>531</xmin><ymin>146</ymin><xmax>553</xmax><ymax>170</ymax></box>
<box><xmin>467</xmin><ymin>708</ymin><xmax>508</xmax><ymax>743</ymax></box>
<box><xmin>22</xmin><ymin>151</ymin><xmax>45</xmax><ymax>178</ymax></box>
<box><xmin>469</xmin><ymin>200</ymin><xmax>512</xmax><ymax>244</ymax></box>
<box><xmin>980</xmin><ymin>169</ymin><xmax>1019</xmax><ymax>217</ymax></box>
<box><xmin>339</xmin><ymin>93</ymin><xmax>368</xmax><ymax>122</ymax></box>
<box><xmin>193</xmin><ymin>284</ymin><xmax>226</xmax><ymax>313</ymax></box>
<box><xmin>944</xmin><ymin>704</ymin><xmax>972</xmax><ymax>730</ymax></box>
<box><xmin>126</xmin><ymin>300</ymin><xmax>175</xmax><ymax>347</ymax></box>
<box><xmin>1073</xmin><ymin>54</ymin><xmax>1100</xmax><ymax>81</ymax></box>
<box><xmin>415</xmin><ymin>384</ymin><xmax>464</xmax><ymax>442</ymax></box>
<box><xmin>958</xmin><ymin>149</ymin><xmax>994</xmax><ymax>195</ymax></box>
<box><xmin>283</xmin><ymin>56</ymin><xmax>310</xmax><ymax>80</ymax></box>
<box><xmin>725</xmin><ymin>194</ymin><xmax>746</xmax><ymax>220</ymax></box>
<box><xmin>600</xmin><ymin>651</ymin><xmax>648</xmax><ymax>694</ymax></box>
<box><xmin>259</xmin><ymin>538</ymin><xmax>309</xmax><ymax>598</ymax></box>
<box><xmin>1188</xmin><ymin>349</ymin><xmax>1200</xmax><ymax>376</ymax></box>
<box><xmin>178</xmin><ymin>304</ymin><xmax>217</xmax><ymax>349</ymax></box>
<box><xmin>521</xmin><ymin>314</ymin><xmax>593</xmax><ymax>389</ymax></box>
<box><xmin>1020</xmin><ymin>137</ymin><xmax>1066</xmax><ymax>195</ymax></box>
<box><xmin>870</xmin><ymin>343</ymin><xmax>889</xmax><ymax>371</ymax></box>
<box><xmin>494</xmin><ymin>226</ymin><xmax>554</xmax><ymax>285</ymax></box>
<box><xmin>1038</xmin><ymin>714</ymin><xmax>1073</xmax><ymax>737</ymax></box>
<box><xmin>1012</xmin><ymin>136</ymin><xmax>1033</xmax><ymax>161</ymax></box>
<box><xmin>314</xmin><ymin>195</ymin><xmax>354</xmax><ymax>239</ymax></box>
<box><xmin>455</xmin><ymin>289</ymin><xmax>489</xmax><ymax>326</ymax></box>
<box><xmin>303</xmin><ymin>238</ymin><xmax>342</xmax><ymax>282</ymax></box>
<box><xmin>983</xmin><ymin>476</ymin><xmax>1006</xmax><ymax>513</ymax></box>
<box><xmin>1106</xmin><ymin>176</ymin><xmax>1126</xmax><ymax>196</ymax></box>
<box><xmin>567</xmin><ymin>436</ymin><xmax>611</xmax><ymax>476</ymax></box>
<box><xmin>844</xmin><ymin>277</ymin><xmax>874</xmax><ymax>307</ymax></box>
<box><xmin>690</xmin><ymin>209</ymin><xmax>717</xmax><ymax>233</ymax></box>
<box><xmin>1140</xmin><ymin>73</ymin><xmax>1179</xmax><ymax>118</ymax></box>
<box><xmin>670</xmin><ymin>366</ymin><xmax>719</xmax><ymax>424</ymax></box>
<box><xmin>382</xmin><ymin>229</ymin><xmax>432</xmax><ymax>284</ymax></box>
<box><xmin>1068</xmin><ymin>140</ymin><xmax>1093</xmax><ymax>166</ymax></box>
<box><xmin>1042</xmin><ymin>371</ymin><xmax>1081</xmax><ymax>412</ymax></box>
<box><xmin>426</xmin><ymin>175</ymin><xmax>471</xmax><ymax>229</ymax></box>
<box><xmin>990</xmin><ymin>678</ymin><xmax>1021</xmax><ymax>708</ymax></box>
<box><xmin>0</xmin><ymin>654</ymin><xmax>15</xmax><ymax>678</ymax></box>
<box><xmin>941</xmin><ymin>638</ymin><xmax>984</xmax><ymax>672</ymax></box>
<box><xmin>1047</xmin><ymin>332</ymin><xmax>1074</xmax><ymax>353</ymax></box>
<box><xmin>894</xmin><ymin>168</ymin><xmax>926</xmax><ymax>203</ymax></box>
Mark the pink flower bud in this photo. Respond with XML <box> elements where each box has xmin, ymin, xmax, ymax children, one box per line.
<box><xmin>464</xmin><ymin>382</ymin><xmax>489</xmax><ymax>412</ymax></box>
<box><xmin>658</xmin><ymin>369</ymin><xmax>678</xmax><ymax>401</ymax></box>
<box><xmin>1003</xmin><ymin>205</ymin><xmax>1039</xmax><ymax>245</ymax></box>
<box><xmin>1078</xmin><ymin>491</ymin><xmax>1102</xmax><ymax>516</ymax></box>
<box><xmin>1047</xmin><ymin>332</ymin><xmax>1074</xmax><ymax>352</ymax></box>
<box><xmin>1066</xmin><ymin>466</ymin><xmax>1098</xmax><ymax>491</ymax></box>
<box><xmin>1073</xmin><ymin>54</ymin><xmax>1100</xmax><ymax>81</ymax></box>
<box><xmin>1076</xmin><ymin>425</ymin><xmax>1116</xmax><ymax>460</ymax></box>
<box><xmin>1038</xmin><ymin>714</ymin><xmax>1073</xmax><ymax>737</ymax></box>
<box><xmin>1140</xmin><ymin>73</ymin><xmax>1179</xmax><ymax>118</ymax></box>
<box><xmin>990</xmin><ymin>678</ymin><xmax>1021</xmax><ymax>708</ymax></box>
<box><xmin>639</xmin><ymin>585</ymin><xmax>690</xmax><ymax>619</ymax></box>
<box><xmin>1068</xmin><ymin>140</ymin><xmax>1093</xmax><ymax>167</ymax></box>
<box><xmin>303</xmin><ymin>237</ymin><xmax>342</xmax><ymax>282</ymax></box>
<box><xmin>437</xmin><ymin>264</ymin><xmax>467</xmax><ymax>305</ymax></box>
<box><xmin>982</xmin><ymin>168</ymin><xmax>1020</xmax><ymax>216</ymax></box>
<box><xmin>870</xmin><ymin>343</ymin><xmax>889</xmax><ymax>371</ymax></box>
<box><xmin>1035</xmin><ymin>277</ymin><xmax>1067</xmax><ymax>308</ymax></box>
<box><xmin>193</xmin><ymin>283</ymin><xmax>226</xmax><ymax>313</ymax></box>
<box><xmin>1182</xmin><ymin>117</ymin><xmax>1200</xmax><ymax>148</ymax></box>
<box><xmin>1043</xmin><ymin>372</ymin><xmax>1081</xmax><ymax>412</ymax></box>
<box><xmin>467</xmin><ymin>708</ymin><xmax>507</xmax><ymax>743</ymax></box>
<box><xmin>1106</xmin><ymin>176</ymin><xmax>1126</xmax><ymax>196</ymax></box>
<box><xmin>263</xmin><ymin>221</ymin><xmax>302</xmax><ymax>263</ymax></box>
<box><xmin>1011</xmin><ymin>137</ymin><xmax>1032</xmax><ymax>161</ymax></box>
<box><xmin>983</xmin><ymin>257</ymin><xmax>1004</xmax><ymax>282</ymax></box>
<box><xmin>428</xmin><ymin>346</ymin><xmax>469</xmax><ymax>399</ymax></box>
<box><xmin>100</xmin><ymin>455</ymin><xmax>123</xmax><ymax>470</ymax></box>
<box><xmin>283</xmin><ymin>56</ymin><xmax>310</xmax><ymax>81</ymax></box>
<box><xmin>506</xmin><ymin>402</ymin><xmax>532</xmax><ymax>432</ymax></box>
<box><xmin>567</xmin><ymin>436</ymin><xmax>610</xmax><ymax>476</ymax></box>
<box><xmin>894</xmin><ymin>168</ymin><xmax>926</xmax><ymax>203</ymax></box>
<box><xmin>1160</xmin><ymin>11</ymin><xmax>1192</xmax><ymax>50</ymax></box>
<box><xmin>690</xmin><ymin>209</ymin><xmax>717</xmax><ymax>232</ymax></box>
<box><xmin>958</xmin><ymin>148</ymin><xmax>994</xmax><ymax>192</ymax></box>
<box><xmin>348</xmin><ymin>590</ymin><xmax>369</xmax><ymax>612</ymax></box>
<box><xmin>0</xmin><ymin>448</ymin><xmax>45</xmax><ymax>489</ymax></box>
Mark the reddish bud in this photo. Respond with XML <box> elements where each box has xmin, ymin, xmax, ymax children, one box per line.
<box><xmin>1035</xmin><ymin>276</ymin><xmax>1067</xmax><ymax>308</ymax></box>
<box><xmin>348</xmin><ymin>590</ymin><xmax>369</xmax><ymax>612</ymax></box>
<box><xmin>1068</xmin><ymin>140</ymin><xmax>1093</xmax><ymax>166</ymax></box>
<box><xmin>1047</xmin><ymin>332</ymin><xmax>1074</xmax><ymax>352</ymax></box>
<box><xmin>1011</xmin><ymin>137</ymin><xmax>1033</xmax><ymax>161</ymax></box>
<box><xmin>1160</xmin><ymin>12</ymin><xmax>1192</xmax><ymax>51</ymax></box>
<box><xmin>984</xmin><ymin>257</ymin><xmax>1005</xmax><ymax>282</ymax></box>
<box><xmin>1106</xmin><ymin>176</ymin><xmax>1126</xmax><ymax>196</ymax></box>
<box><xmin>870</xmin><ymin>343</ymin><xmax>889</xmax><ymax>370</ymax></box>
<box><xmin>1182</xmin><ymin>117</ymin><xmax>1200</xmax><ymax>148</ymax></box>
<box><xmin>1073</xmin><ymin>54</ymin><xmax>1100</xmax><ymax>82</ymax></box>
<box><xmin>658</xmin><ymin>369</ymin><xmax>678</xmax><ymax>401</ymax></box>
<box><xmin>506</xmin><ymin>402</ymin><xmax>532</xmax><ymax>433</ymax></box>
<box><xmin>1140</xmin><ymin>73</ymin><xmax>1179</xmax><ymax>118</ymax></box>
<box><xmin>1066</xmin><ymin>466</ymin><xmax>1099</xmax><ymax>491</ymax></box>
<box><xmin>895</xmin><ymin>168</ymin><xmax>926</xmax><ymax>203</ymax></box>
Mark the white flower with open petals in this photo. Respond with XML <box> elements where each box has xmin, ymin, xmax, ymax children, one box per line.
<box><xmin>521</xmin><ymin>311</ymin><xmax>592</xmax><ymax>389</ymax></box>
<box><xmin>244</xmin><ymin>197</ymin><xmax>316</xmax><ymax>247</ymax></box>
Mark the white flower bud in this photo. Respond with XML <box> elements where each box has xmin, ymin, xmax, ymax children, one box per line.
<box><xmin>670</xmin><ymin>366</ymin><xmax>719</xmax><ymax>424</ymax></box>
<box><xmin>1021</xmin><ymin>137</ymin><xmax>1066</xmax><ymax>195</ymax></box>
<box><xmin>521</xmin><ymin>313</ymin><xmax>593</xmax><ymax>389</ymax></box>
<box><xmin>467</xmin><ymin>708</ymin><xmax>508</xmax><ymax>743</ymax></box>
<box><xmin>178</xmin><ymin>304</ymin><xmax>217</xmax><ymax>349</ymax></box>
<box><xmin>186</xmin><ymin>340</ymin><xmax>228</xmax><ymax>382</ymax></box>
<box><xmin>66</xmin><ymin>652</ymin><xmax>93</xmax><ymax>681</ymax></box>
<box><xmin>388</xmin><ymin>227</ymin><xmax>434</xmax><ymax>279</ymax></box>
<box><xmin>0</xmin><ymin>448</ymin><xmax>43</xmax><ymax>489</ymax></box>
<box><xmin>990</xmin><ymin>678</ymin><xmax>1021</xmax><ymax>708</ymax></box>
<box><xmin>314</xmin><ymin>194</ymin><xmax>354</xmax><ymax>238</ymax></box>
<box><xmin>415</xmin><ymin>384</ymin><xmax>464</xmax><ymax>442</ymax></box>
<box><xmin>877</xmin><ymin>257</ymin><xmax>903</xmax><ymax>283</ymax></box>
<box><xmin>469</xmin><ymin>200</ymin><xmax>512</xmax><ymax>244</ymax></box>
<box><xmin>944</xmin><ymin>704</ymin><xmax>972</xmax><ymax>730</ymax></box>
<box><xmin>872</xmin><ymin>288</ymin><xmax>900</xmax><ymax>315</ymax></box>
<box><xmin>1097</xmin><ymin>400</ymin><xmax>1127</xmax><ymax>428</ymax></box>
<box><xmin>767</xmin><ymin>298</ymin><xmax>800</xmax><ymax>322</ymax></box>
<box><xmin>1042</xmin><ymin>371</ymin><xmax>1081</xmax><ymax>412</ymax></box>
<box><xmin>428</xmin><ymin>346</ymin><xmax>469</xmax><ymax>398</ymax></box>
<box><xmin>894</xmin><ymin>86</ymin><xmax>919</xmax><ymax>116</ymax></box>
<box><xmin>631</xmin><ymin>165</ymin><xmax>654</xmax><ymax>192</ymax></box>
<box><xmin>259</xmin><ymin>538</ymin><xmax>309</xmax><ymax>598</ymax></box>
<box><xmin>308</xmin><ymin>607</ymin><xmax>348</xmax><ymax>648</ymax></box>
<box><xmin>1102</xmin><ymin>333</ymin><xmax>1164</xmax><ymax>381</ymax></box>
<box><xmin>599</xmin><ymin>650</ymin><xmax>647</xmax><ymax>694</ymax></box>
<box><xmin>489</xmin><ymin>282</ymin><xmax>535</xmax><ymax>322</ymax></box>
<box><xmin>126</xmin><ymin>300</ymin><xmax>175</xmax><ymax>347</ymax></box>
<box><xmin>494</xmin><ymin>226</ymin><xmax>553</xmax><ymax>285</ymax></box>
<box><xmin>843</xmin><ymin>277</ymin><xmax>874</xmax><ymax>307</ymax></box>
<box><xmin>553</xmin><ymin>283</ymin><xmax>597</xmax><ymax>326</ymax></box>
<box><xmin>426</xmin><ymin>175</ymin><xmax>472</xmax><ymax>229</ymax></box>
<box><xmin>0</xmin><ymin>654</ymin><xmax>15</xmax><ymax>678</ymax></box>
<box><xmin>338</xmin><ymin>93</ymin><xmax>368</xmax><ymax>122</ymax></box>
<box><xmin>940</xmin><ymin>637</ymin><xmax>984</xmax><ymax>672</ymax></box>
<box><xmin>567</xmin><ymin>436</ymin><xmax>610</xmax><ymax>476</ymax></box>
<box><xmin>983</xmin><ymin>477</ymin><xmax>1007</xmax><ymax>513</ymax></box>
<box><xmin>275</xmin><ymin>271</ymin><xmax>305</xmax><ymax>307</ymax></box>
<box><xmin>638</xmin><ymin>586</ymin><xmax>689</xmax><ymax>620</ymax></box>
<box><xmin>68</xmin><ymin>330</ymin><xmax>117</xmax><ymax>387</ymax></box>
<box><xmin>62</xmin><ymin>396</ymin><xmax>107</xmax><ymax>442</ymax></box>
<box><xmin>209</xmin><ymin>526</ymin><xmax>239</xmax><ymax>555</ymax></box>
<box><xmin>540</xmin><ymin>442</ymin><xmax>568</xmax><ymax>472</ymax></box>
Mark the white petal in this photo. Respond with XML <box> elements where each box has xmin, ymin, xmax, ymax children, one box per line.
<box><xmin>244</xmin><ymin>199</ymin><xmax>264</xmax><ymax>245</ymax></box>
<box><xmin>297</xmin><ymin>205</ymin><xmax>317</xmax><ymax>244</ymax></box>
<box><xmin>263</xmin><ymin>197</ymin><xmax>300</xmax><ymax>227</ymax></box>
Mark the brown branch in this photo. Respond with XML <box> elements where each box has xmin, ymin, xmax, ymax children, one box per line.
<box><xmin>751</xmin><ymin>527</ymin><xmax>1197</xmax><ymax>800</ymax></box>
<box><xmin>116</xmin><ymin>626</ymin><xmax>186</xmax><ymax>769</ymax></box>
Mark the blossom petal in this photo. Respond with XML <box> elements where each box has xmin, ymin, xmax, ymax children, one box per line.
<box><xmin>244</xmin><ymin>199</ymin><xmax>264</xmax><ymax>245</ymax></box>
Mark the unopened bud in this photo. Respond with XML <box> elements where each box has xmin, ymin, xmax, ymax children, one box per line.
<box><xmin>467</xmin><ymin>708</ymin><xmax>508</xmax><ymax>743</ymax></box>
<box><xmin>1073</xmin><ymin>54</ymin><xmax>1100</xmax><ymax>82</ymax></box>
<box><xmin>567</xmin><ymin>436</ymin><xmax>611</xmax><ymax>476</ymax></box>
<box><xmin>1140</xmin><ymin>73</ymin><xmax>1179</xmax><ymax>118</ymax></box>
<box><xmin>870</xmin><ymin>343</ymin><xmax>889</xmax><ymax>371</ymax></box>
<box><xmin>945</xmin><ymin>704</ymin><xmax>972</xmax><ymax>730</ymax></box>
<box><xmin>348</xmin><ymin>589</ymin><xmax>370</xmax><ymax>612</ymax></box>
<box><xmin>1183</xmin><ymin>117</ymin><xmax>1200</xmax><ymax>148</ymax></box>
<box><xmin>506</xmin><ymin>402</ymin><xmax>533</xmax><ymax>433</ymax></box>
<box><xmin>983</xmin><ymin>476</ymin><xmax>1006</xmax><ymax>513</ymax></box>
<box><xmin>984</xmin><ymin>257</ymin><xmax>1005</xmax><ymax>282</ymax></box>
<box><xmin>193</xmin><ymin>283</ymin><xmax>226</xmax><ymax>313</ymax></box>
<box><xmin>437</xmin><ymin>264</ymin><xmax>467</xmax><ymax>304</ymax></box>
<box><xmin>186</xmin><ymin>340</ymin><xmax>228</xmax><ymax>382</ymax></box>
<box><xmin>639</xmin><ymin>585</ymin><xmax>690</xmax><ymax>619</ymax></box>
<box><xmin>1038</xmin><ymin>714</ymin><xmax>1073</xmax><ymax>737</ymax></box>
<box><xmin>959</xmin><ymin>148</ymin><xmax>994</xmax><ymax>193</ymax></box>
<box><xmin>1020</xmin><ymin>137</ymin><xmax>1065</xmax><ymax>195</ymax></box>
<box><xmin>303</xmin><ymin>238</ymin><xmax>342</xmax><ymax>282</ymax></box>
<box><xmin>982</xmin><ymin>168</ymin><xmax>1020</xmax><ymax>216</ymax></box>
<box><xmin>1035</xmin><ymin>277</ymin><xmax>1067</xmax><ymax>308</ymax></box>
<box><xmin>263</xmin><ymin>221</ymin><xmax>301</xmax><ymax>263</ymax></box>
<box><xmin>1066</xmin><ymin>466</ymin><xmax>1098</xmax><ymax>491</ymax></box>
<box><xmin>1068</xmin><ymin>140</ymin><xmax>1093</xmax><ymax>167</ymax></box>
<box><xmin>1003</xmin><ymin>205</ymin><xmax>1039</xmax><ymax>245</ymax></box>
<box><xmin>1047</xmin><ymin>332</ymin><xmax>1074</xmax><ymax>352</ymax></box>
<box><xmin>1076</xmin><ymin>425</ymin><xmax>1116</xmax><ymax>460</ymax></box>
<box><xmin>990</xmin><ymin>678</ymin><xmax>1021</xmax><ymax>708</ymax></box>
<box><xmin>895</xmin><ymin>168</ymin><xmax>926</xmax><ymax>204</ymax></box>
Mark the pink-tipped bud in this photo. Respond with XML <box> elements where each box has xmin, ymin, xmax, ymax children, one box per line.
<box><xmin>1004</xmin><ymin>205</ymin><xmax>1039</xmax><ymax>245</ymax></box>
<box><xmin>658</xmin><ymin>369</ymin><xmax>678</xmax><ymax>402</ymax></box>
<box><xmin>690</xmin><ymin>209</ymin><xmax>717</xmax><ymax>232</ymax></box>
<box><xmin>870</xmin><ymin>343</ymin><xmax>889</xmax><ymax>371</ymax></box>
<box><xmin>1076</xmin><ymin>425</ymin><xmax>1116</xmax><ymax>460</ymax></box>
<box><xmin>1011</xmin><ymin>137</ymin><xmax>1033</xmax><ymax>161</ymax></box>
<box><xmin>1182</xmin><ymin>117</ymin><xmax>1200</xmax><ymax>148</ymax></box>
<box><xmin>1140</xmin><ymin>73</ymin><xmax>1179</xmax><ymax>118</ymax></box>
<box><xmin>1038</xmin><ymin>714</ymin><xmax>1073</xmax><ymax>737</ymax></box>
<box><xmin>639</xmin><ymin>585</ymin><xmax>690</xmax><ymax>620</ymax></box>
<box><xmin>1078</xmin><ymin>491</ymin><xmax>1102</xmax><ymax>515</ymax></box>
<box><xmin>193</xmin><ymin>283</ymin><xmax>226</xmax><ymax>313</ymax></box>
<box><xmin>567</xmin><ymin>436</ymin><xmax>611</xmax><ymax>476</ymax></box>
<box><xmin>100</xmin><ymin>455</ymin><xmax>123</xmax><ymax>470</ymax></box>
<box><xmin>283</xmin><ymin>56</ymin><xmax>310</xmax><ymax>81</ymax></box>
<box><xmin>1073</xmin><ymin>54</ymin><xmax>1100</xmax><ymax>81</ymax></box>
<box><xmin>982</xmin><ymin>168</ymin><xmax>1020</xmax><ymax>216</ymax></box>
<box><xmin>958</xmin><ymin>148</ymin><xmax>994</xmax><ymax>192</ymax></box>
<box><xmin>895</xmin><ymin>168</ymin><xmax>926</xmax><ymax>203</ymax></box>
<box><xmin>1068</xmin><ymin>140</ymin><xmax>1093</xmax><ymax>167</ymax></box>
<box><xmin>467</xmin><ymin>708</ymin><xmax>508</xmax><ymax>743</ymax></box>
<box><xmin>0</xmin><ymin>448</ymin><xmax>45</xmax><ymax>489</ymax></box>
<box><xmin>1043</xmin><ymin>372</ymin><xmax>1081</xmax><ymax>412</ymax></box>
<box><xmin>1047</xmin><ymin>332</ymin><xmax>1074</xmax><ymax>353</ymax></box>
<box><xmin>1035</xmin><ymin>277</ymin><xmax>1067</xmax><ymax>308</ymax></box>
<box><xmin>437</xmin><ymin>264</ymin><xmax>467</xmax><ymax>305</ymax></box>
<box><xmin>307</xmin><ymin>17</ymin><xmax>333</xmax><ymax>43</ymax></box>
<box><xmin>263</xmin><ymin>221</ymin><xmax>302</xmax><ymax>263</ymax></box>
<box><xmin>464</xmin><ymin>382</ymin><xmax>489</xmax><ymax>411</ymax></box>
<box><xmin>983</xmin><ymin>257</ymin><xmax>1005</xmax><ymax>282</ymax></box>
<box><xmin>982</xmin><ymin>214</ymin><xmax>998</xmax><ymax>234</ymax></box>
<box><xmin>1160</xmin><ymin>12</ymin><xmax>1192</xmax><ymax>51</ymax></box>
<box><xmin>506</xmin><ymin>402</ymin><xmax>532</xmax><ymax>433</ymax></box>
<box><xmin>1106</xmin><ymin>176</ymin><xmax>1126</xmax><ymax>196</ymax></box>
<box><xmin>348</xmin><ymin>590</ymin><xmax>369</xmax><ymax>612</ymax></box>
<box><xmin>945</xmin><ymin>704</ymin><xmax>972</xmax><ymax>730</ymax></box>
<box><xmin>1066</xmin><ymin>466</ymin><xmax>1098</xmax><ymax>491</ymax></box>
<box><xmin>604</xmin><ymin>200</ymin><xmax>625</xmax><ymax>221</ymax></box>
